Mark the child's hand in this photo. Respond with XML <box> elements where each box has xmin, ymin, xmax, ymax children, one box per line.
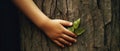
<box><xmin>41</xmin><ymin>19</ymin><xmax>77</xmax><ymax>47</ymax></box>
<box><xmin>13</xmin><ymin>0</ymin><xmax>77</xmax><ymax>48</ymax></box>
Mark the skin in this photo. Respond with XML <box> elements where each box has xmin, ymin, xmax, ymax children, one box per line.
<box><xmin>13</xmin><ymin>0</ymin><xmax>77</xmax><ymax>47</ymax></box>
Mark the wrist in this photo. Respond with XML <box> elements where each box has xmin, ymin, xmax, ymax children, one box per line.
<box><xmin>36</xmin><ymin>18</ymin><xmax>52</xmax><ymax>29</ymax></box>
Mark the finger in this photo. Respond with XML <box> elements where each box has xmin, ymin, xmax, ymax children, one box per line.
<box><xmin>53</xmin><ymin>40</ymin><xmax>64</xmax><ymax>48</ymax></box>
<box><xmin>59</xmin><ymin>20</ymin><xmax>73</xmax><ymax>26</ymax></box>
<box><xmin>58</xmin><ymin>38</ymin><xmax>72</xmax><ymax>46</ymax></box>
<box><xmin>61</xmin><ymin>34</ymin><xmax>77</xmax><ymax>43</ymax></box>
<box><xmin>64</xmin><ymin>28</ymin><xmax>77</xmax><ymax>38</ymax></box>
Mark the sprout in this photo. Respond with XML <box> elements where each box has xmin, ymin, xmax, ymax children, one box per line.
<box><xmin>67</xmin><ymin>18</ymin><xmax>85</xmax><ymax>36</ymax></box>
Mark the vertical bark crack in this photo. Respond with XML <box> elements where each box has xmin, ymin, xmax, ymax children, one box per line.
<box><xmin>97</xmin><ymin>0</ymin><xmax>101</xmax><ymax>9</ymax></box>
<box><xmin>66</xmin><ymin>0</ymin><xmax>69</xmax><ymax>18</ymax></box>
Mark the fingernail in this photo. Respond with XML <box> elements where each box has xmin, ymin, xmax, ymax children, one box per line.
<box><xmin>62</xmin><ymin>45</ymin><xmax>65</xmax><ymax>48</ymax></box>
<box><xmin>69</xmin><ymin>22</ymin><xmax>73</xmax><ymax>26</ymax></box>
<box><xmin>75</xmin><ymin>35</ymin><xmax>77</xmax><ymax>37</ymax></box>
<box><xmin>75</xmin><ymin>40</ymin><xmax>77</xmax><ymax>42</ymax></box>
<box><xmin>69</xmin><ymin>43</ymin><xmax>72</xmax><ymax>46</ymax></box>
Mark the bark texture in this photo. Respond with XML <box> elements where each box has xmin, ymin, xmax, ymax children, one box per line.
<box><xmin>19</xmin><ymin>0</ymin><xmax>120</xmax><ymax>51</ymax></box>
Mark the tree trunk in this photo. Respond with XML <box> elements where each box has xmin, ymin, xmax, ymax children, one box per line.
<box><xmin>19</xmin><ymin>0</ymin><xmax>120</xmax><ymax>51</ymax></box>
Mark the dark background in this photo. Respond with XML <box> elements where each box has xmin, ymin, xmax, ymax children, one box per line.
<box><xmin>0</xmin><ymin>0</ymin><xmax>20</xmax><ymax>51</ymax></box>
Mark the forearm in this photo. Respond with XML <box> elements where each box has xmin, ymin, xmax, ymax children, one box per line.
<box><xmin>13</xmin><ymin>0</ymin><xmax>51</xmax><ymax>28</ymax></box>
<box><xmin>12</xmin><ymin>0</ymin><xmax>77</xmax><ymax>47</ymax></box>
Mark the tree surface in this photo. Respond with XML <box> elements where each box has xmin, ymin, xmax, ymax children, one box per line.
<box><xmin>19</xmin><ymin>0</ymin><xmax>120</xmax><ymax>51</ymax></box>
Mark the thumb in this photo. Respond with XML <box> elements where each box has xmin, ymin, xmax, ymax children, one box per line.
<box><xmin>59</xmin><ymin>20</ymin><xmax>73</xmax><ymax>26</ymax></box>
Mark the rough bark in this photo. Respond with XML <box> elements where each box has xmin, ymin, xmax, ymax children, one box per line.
<box><xmin>19</xmin><ymin>0</ymin><xmax>120</xmax><ymax>51</ymax></box>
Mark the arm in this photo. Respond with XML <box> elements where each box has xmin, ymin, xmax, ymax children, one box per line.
<box><xmin>13</xmin><ymin>0</ymin><xmax>77</xmax><ymax>47</ymax></box>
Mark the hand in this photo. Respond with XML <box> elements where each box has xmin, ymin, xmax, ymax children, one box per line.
<box><xmin>13</xmin><ymin>0</ymin><xmax>76</xmax><ymax>47</ymax></box>
<box><xmin>41</xmin><ymin>19</ymin><xmax>77</xmax><ymax>47</ymax></box>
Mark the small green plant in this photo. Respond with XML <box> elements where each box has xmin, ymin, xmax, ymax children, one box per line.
<box><xmin>67</xmin><ymin>18</ymin><xmax>85</xmax><ymax>36</ymax></box>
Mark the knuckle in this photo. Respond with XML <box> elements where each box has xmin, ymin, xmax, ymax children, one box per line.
<box><xmin>70</xmin><ymin>38</ymin><xmax>76</xmax><ymax>42</ymax></box>
<box><xmin>66</xmin><ymin>42</ymin><xmax>71</xmax><ymax>45</ymax></box>
<box><xmin>53</xmin><ymin>40</ymin><xmax>64</xmax><ymax>47</ymax></box>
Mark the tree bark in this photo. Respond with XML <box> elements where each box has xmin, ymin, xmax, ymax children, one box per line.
<box><xmin>19</xmin><ymin>0</ymin><xmax>120</xmax><ymax>51</ymax></box>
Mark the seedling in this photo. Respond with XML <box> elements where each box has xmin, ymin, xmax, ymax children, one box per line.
<box><xmin>67</xmin><ymin>18</ymin><xmax>85</xmax><ymax>36</ymax></box>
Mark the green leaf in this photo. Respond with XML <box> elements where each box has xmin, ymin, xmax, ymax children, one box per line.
<box><xmin>67</xmin><ymin>27</ymin><xmax>74</xmax><ymax>32</ymax></box>
<box><xmin>67</xmin><ymin>18</ymin><xmax>85</xmax><ymax>36</ymax></box>
<box><xmin>75</xmin><ymin>28</ymin><xmax>85</xmax><ymax>36</ymax></box>
<box><xmin>73</xmin><ymin>18</ymin><xmax>80</xmax><ymax>29</ymax></box>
